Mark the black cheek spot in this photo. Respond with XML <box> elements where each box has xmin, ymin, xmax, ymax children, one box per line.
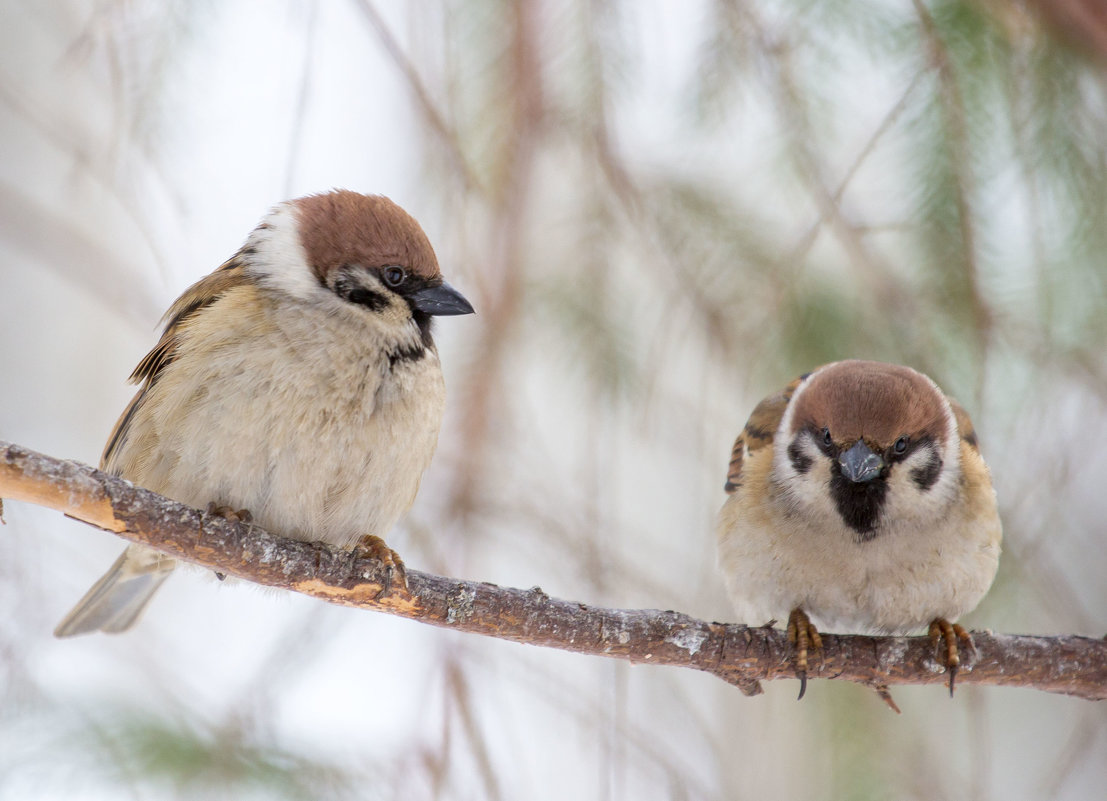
<box><xmin>787</xmin><ymin>440</ymin><xmax>813</xmax><ymax>474</ymax></box>
<box><xmin>387</xmin><ymin>342</ymin><xmax>427</xmax><ymax>367</ymax></box>
<box><xmin>333</xmin><ymin>271</ymin><xmax>390</xmax><ymax>311</ymax></box>
<box><xmin>911</xmin><ymin>452</ymin><xmax>943</xmax><ymax>491</ymax></box>
<box><xmin>345</xmin><ymin>288</ymin><xmax>389</xmax><ymax>311</ymax></box>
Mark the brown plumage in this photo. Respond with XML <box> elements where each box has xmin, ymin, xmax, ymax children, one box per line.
<box><xmin>56</xmin><ymin>190</ymin><xmax>473</xmax><ymax>637</ymax></box>
<box><xmin>103</xmin><ymin>258</ymin><xmax>251</xmax><ymax>468</ymax></box>
<box><xmin>295</xmin><ymin>190</ymin><xmax>441</xmax><ymax>283</ymax></box>
<box><xmin>724</xmin><ymin>373</ymin><xmax>806</xmax><ymax>493</ymax></box>
<box><xmin>716</xmin><ymin>360</ymin><xmax>1001</xmax><ymax>699</ymax></box>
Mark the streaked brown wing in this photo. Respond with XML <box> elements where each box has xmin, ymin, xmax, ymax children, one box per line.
<box><xmin>101</xmin><ymin>256</ymin><xmax>250</xmax><ymax>469</ymax></box>
<box><xmin>130</xmin><ymin>257</ymin><xmax>248</xmax><ymax>384</ymax></box>
<box><xmin>724</xmin><ymin>372</ymin><xmax>810</xmax><ymax>494</ymax></box>
<box><xmin>947</xmin><ymin>397</ymin><xmax>980</xmax><ymax>452</ymax></box>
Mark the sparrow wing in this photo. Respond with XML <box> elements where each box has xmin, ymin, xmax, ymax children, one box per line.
<box><xmin>947</xmin><ymin>397</ymin><xmax>980</xmax><ymax>452</ymax></box>
<box><xmin>724</xmin><ymin>372</ymin><xmax>810</xmax><ymax>494</ymax></box>
<box><xmin>101</xmin><ymin>256</ymin><xmax>251</xmax><ymax>469</ymax></box>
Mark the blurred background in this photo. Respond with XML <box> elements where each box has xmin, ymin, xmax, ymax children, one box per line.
<box><xmin>2</xmin><ymin>1</ymin><xmax>1106</xmax><ymax>799</ymax></box>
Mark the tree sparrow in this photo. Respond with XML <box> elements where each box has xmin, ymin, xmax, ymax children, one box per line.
<box><xmin>55</xmin><ymin>190</ymin><xmax>473</xmax><ymax>636</ymax></box>
<box><xmin>716</xmin><ymin>360</ymin><xmax>1002</xmax><ymax>697</ymax></box>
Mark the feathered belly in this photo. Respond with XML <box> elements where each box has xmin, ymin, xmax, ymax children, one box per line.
<box><xmin>718</xmin><ymin>513</ymin><xmax>1001</xmax><ymax>635</ymax></box>
<box><xmin>114</xmin><ymin>345</ymin><xmax>445</xmax><ymax>550</ymax></box>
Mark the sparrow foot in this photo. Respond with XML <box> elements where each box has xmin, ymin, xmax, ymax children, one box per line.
<box><xmin>929</xmin><ymin>618</ymin><xmax>973</xmax><ymax>696</ymax></box>
<box><xmin>787</xmin><ymin>608</ymin><xmax>823</xmax><ymax>700</ymax></box>
<box><xmin>204</xmin><ymin>503</ymin><xmax>253</xmax><ymax>580</ymax></box>
<box><xmin>353</xmin><ymin>535</ymin><xmax>408</xmax><ymax>597</ymax></box>
<box><xmin>205</xmin><ymin>502</ymin><xmax>253</xmax><ymax>524</ymax></box>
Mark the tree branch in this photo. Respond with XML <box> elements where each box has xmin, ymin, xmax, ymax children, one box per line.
<box><xmin>2</xmin><ymin>440</ymin><xmax>1104</xmax><ymax>703</ymax></box>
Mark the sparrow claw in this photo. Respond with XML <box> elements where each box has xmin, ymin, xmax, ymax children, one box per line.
<box><xmin>929</xmin><ymin>618</ymin><xmax>972</xmax><ymax>696</ymax></box>
<box><xmin>204</xmin><ymin>504</ymin><xmax>253</xmax><ymax>581</ymax></box>
<box><xmin>205</xmin><ymin>502</ymin><xmax>253</xmax><ymax>524</ymax></box>
<box><xmin>787</xmin><ymin>608</ymin><xmax>823</xmax><ymax>700</ymax></box>
<box><xmin>353</xmin><ymin>535</ymin><xmax>408</xmax><ymax>597</ymax></box>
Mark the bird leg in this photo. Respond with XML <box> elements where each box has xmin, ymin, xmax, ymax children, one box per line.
<box><xmin>786</xmin><ymin>608</ymin><xmax>823</xmax><ymax>700</ymax></box>
<box><xmin>929</xmin><ymin>618</ymin><xmax>973</xmax><ymax>696</ymax></box>
<box><xmin>204</xmin><ymin>503</ymin><xmax>253</xmax><ymax>580</ymax></box>
<box><xmin>352</xmin><ymin>535</ymin><xmax>408</xmax><ymax>596</ymax></box>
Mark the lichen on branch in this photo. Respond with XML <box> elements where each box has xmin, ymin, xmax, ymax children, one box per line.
<box><xmin>2</xmin><ymin>440</ymin><xmax>1105</xmax><ymax>703</ymax></box>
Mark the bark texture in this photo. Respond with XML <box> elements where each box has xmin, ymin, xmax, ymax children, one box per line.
<box><xmin>3</xmin><ymin>440</ymin><xmax>1104</xmax><ymax>702</ymax></box>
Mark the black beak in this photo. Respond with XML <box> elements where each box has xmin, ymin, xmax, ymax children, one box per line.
<box><xmin>409</xmin><ymin>281</ymin><xmax>475</xmax><ymax>316</ymax></box>
<box><xmin>838</xmin><ymin>441</ymin><xmax>885</xmax><ymax>483</ymax></box>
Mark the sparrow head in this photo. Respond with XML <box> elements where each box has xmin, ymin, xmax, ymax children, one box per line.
<box><xmin>245</xmin><ymin>190</ymin><xmax>473</xmax><ymax>346</ymax></box>
<box><xmin>773</xmin><ymin>360</ymin><xmax>961</xmax><ymax>541</ymax></box>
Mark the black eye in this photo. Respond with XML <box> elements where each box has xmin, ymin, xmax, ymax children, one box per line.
<box><xmin>822</xmin><ymin>427</ymin><xmax>833</xmax><ymax>447</ymax></box>
<box><xmin>382</xmin><ymin>266</ymin><xmax>406</xmax><ymax>287</ymax></box>
<box><xmin>893</xmin><ymin>436</ymin><xmax>909</xmax><ymax>455</ymax></box>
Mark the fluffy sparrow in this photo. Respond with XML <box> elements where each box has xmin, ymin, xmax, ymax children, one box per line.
<box><xmin>55</xmin><ymin>190</ymin><xmax>473</xmax><ymax>636</ymax></box>
<box><xmin>716</xmin><ymin>360</ymin><xmax>1001</xmax><ymax>697</ymax></box>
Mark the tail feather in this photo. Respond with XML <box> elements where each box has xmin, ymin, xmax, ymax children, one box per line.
<box><xmin>54</xmin><ymin>545</ymin><xmax>176</xmax><ymax>637</ymax></box>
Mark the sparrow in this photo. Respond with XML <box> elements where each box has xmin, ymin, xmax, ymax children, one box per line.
<box><xmin>54</xmin><ymin>190</ymin><xmax>473</xmax><ymax>636</ymax></box>
<box><xmin>716</xmin><ymin>360</ymin><xmax>1001</xmax><ymax>698</ymax></box>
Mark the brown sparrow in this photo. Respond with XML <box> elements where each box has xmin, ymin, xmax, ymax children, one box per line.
<box><xmin>55</xmin><ymin>190</ymin><xmax>473</xmax><ymax>636</ymax></box>
<box><xmin>716</xmin><ymin>360</ymin><xmax>1001</xmax><ymax>697</ymax></box>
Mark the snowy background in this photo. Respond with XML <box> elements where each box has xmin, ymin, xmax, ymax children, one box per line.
<box><xmin>2</xmin><ymin>2</ymin><xmax>1106</xmax><ymax>799</ymax></box>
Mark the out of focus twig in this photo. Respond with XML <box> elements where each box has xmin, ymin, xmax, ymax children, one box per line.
<box><xmin>354</xmin><ymin>0</ymin><xmax>484</xmax><ymax>195</ymax></box>
<box><xmin>3</xmin><ymin>440</ymin><xmax>1105</xmax><ymax>702</ymax></box>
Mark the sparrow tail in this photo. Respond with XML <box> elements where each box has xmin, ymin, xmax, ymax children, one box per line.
<box><xmin>54</xmin><ymin>545</ymin><xmax>176</xmax><ymax>637</ymax></box>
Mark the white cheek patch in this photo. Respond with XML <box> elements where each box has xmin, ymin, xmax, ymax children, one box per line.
<box><xmin>886</xmin><ymin>441</ymin><xmax>960</xmax><ymax>524</ymax></box>
<box><xmin>917</xmin><ymin>372</ymin><xmax>963</xmax><ymax>495</ymax></box>
<box><xmin>244</xmin><ymin>203</ymin><xmax>323</xmax><ymax>303</ymax></box>
<box><xmin>772</xmin><ymin>433</ymin><xmax>835</xmax><ymax>516</ymax></box>
<box><xmin>902</xmin><ymin>443</ymin><xmax>944</xmax><ymax>491</ymax></box>
<box><xmin>770</xmin><ymin>374</ymin><xmax>835</xmax><ymax>514</ymax></box>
